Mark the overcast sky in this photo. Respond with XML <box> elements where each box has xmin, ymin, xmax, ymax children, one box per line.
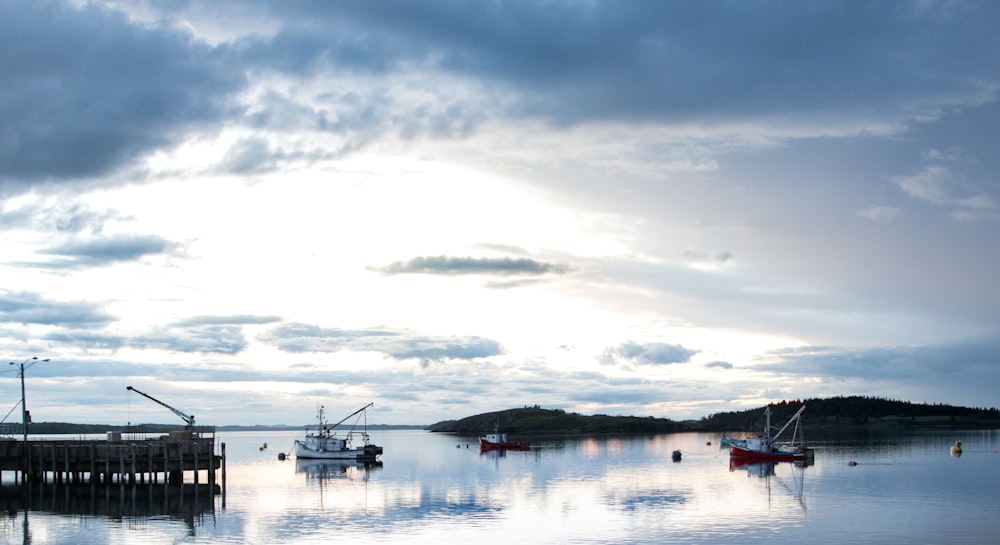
<box><xmin>1</xmin><ymin>0</ymin><xmax>998</xmax><ymax>427</ymax></box>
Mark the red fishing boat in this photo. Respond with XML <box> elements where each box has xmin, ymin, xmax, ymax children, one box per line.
<box><xmin>729</xmin><ymin>405</ymin><xmax>813</xmax><ymax>463</ymax></box>
<box><xmin>479</xmin><ymin>424</ymin><xmax>530</xmax><ymax>451</ymax></box>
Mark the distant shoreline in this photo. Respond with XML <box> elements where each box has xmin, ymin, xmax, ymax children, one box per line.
<box><xmin>17</xmin><ymin>423</ymin><xmax>427</xmax><ymax>435</ymax></box>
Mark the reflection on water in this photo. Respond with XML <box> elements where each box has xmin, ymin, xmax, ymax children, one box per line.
<box><xmin>294</xmin><ymin>458</ymin><xmax>382</xmax><ymax>481</ymax></box>
<box><xmin>0</xmin><ymin>482</ymin><xmax>218</xmax><ymax>543</ymax></box>
<box><xmin>0</xmin><ymin>428</ymin><xmax>996</xmax><ymax>544</ymax></box>
<box><xmin>729</xmin><ymin>458</ymin><xmax>807</xmax><ymax>510</ymax></box>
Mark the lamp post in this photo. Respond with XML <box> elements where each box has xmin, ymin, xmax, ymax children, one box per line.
<box><xmin>9</xmin><ymin>356</ymin><xmax>48</xmax><ymax>444</ymax></box>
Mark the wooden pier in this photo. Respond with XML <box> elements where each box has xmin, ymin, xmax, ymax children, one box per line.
<box><xmin>0</xmin><ymin>428</ymin><xmax>225</xmax><ymax>489</ymax></box>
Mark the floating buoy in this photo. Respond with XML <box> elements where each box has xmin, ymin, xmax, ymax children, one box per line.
<box><xmin>950</xmin><ymin>440</ymin><xmax>963</xmax><ymax>457</ymax></box>
<box><xmin>277</xmin><ymin>452</ymin><xmax>286</xmax><ymax>461</ymax></box>
<box><xmin>848</xmin><ymin>461</ymin><xmax>858</xmax><ymax>466</ymax></box>
<box><xmin>672</xmin><ymin>450</ymin><xmax>682</xmax><ymax>462</ymax></box>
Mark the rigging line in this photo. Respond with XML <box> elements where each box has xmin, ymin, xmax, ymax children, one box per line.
<box><xmin>0</xmin><ymin>401</ymin><xmax>21</xmax><ymax>424</ymax></box>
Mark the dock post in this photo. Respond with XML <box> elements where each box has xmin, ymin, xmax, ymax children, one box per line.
<box><xmin>129</xmin><ymin>444</ymin><xmax>136</xmax><ymax>485</ymax></box>
<box><xmin>221</xmin><ymin>442</ymin><xmax>227</xmax><ymax>494</ymax></box>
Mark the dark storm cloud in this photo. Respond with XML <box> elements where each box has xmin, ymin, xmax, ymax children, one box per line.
<box><xmin>377</xmin><ymin>256</ymin><xmax>569</xmax><ymax>276</ymax></box>
<box><xmin>0</xmin><ymin>0</ymin><xmax>244</xmax><ymax>189</ymax></box>
<box><xmin>241</xmin><ymin>0</ymin><xmax>1000</xmax><ymax>124</ymax></box>
<box><xmin>0</xmin><ymin>291</ymin><xmax>112</xmax><ymax>327</ymax></box>
<box><xmin>260</xmin><ymin>322</ymin><xmax>504</xmax><ymax>362</ymax></box>
<box><xmin>5</xmin><ymin>1</ymin><xmax>997</xmax><ymax>190</ymax></box>
<box><xmin>600</xmin><ymin>341</ymin><xmax>699</xmax><ymax>366</ymax></box>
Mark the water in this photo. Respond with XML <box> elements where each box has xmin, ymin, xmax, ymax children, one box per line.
<box><xmin>0</xmin><ymin>428</ymin><xmax>997</xmax><ymax>544</ymax></box>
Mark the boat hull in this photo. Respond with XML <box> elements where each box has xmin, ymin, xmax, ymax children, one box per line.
<box><xmin>294</xmin><ymin>441</ymin><xmax>383</xmax><ymax>461</ymax></box>
<box><xmin>728</xmin><ymin>443</ymin><xmax>806</xmax><ymax>462</ymax></box>
<box><xmin>479</xmin><ymin>438</ymin><xmax>530</xmax><ymax>451</ymax></box>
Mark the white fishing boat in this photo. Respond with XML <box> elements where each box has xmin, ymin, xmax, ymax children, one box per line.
<box><xmin>294</xmin><ymin>403</ymin><xmax>383</xmax><ymax>461</ymax></box>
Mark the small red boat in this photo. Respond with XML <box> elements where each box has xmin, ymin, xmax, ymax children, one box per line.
<box><xmin>479</xmin><ymin>425</ymin><xmax>530</xmax><ymax>451</ymax></box>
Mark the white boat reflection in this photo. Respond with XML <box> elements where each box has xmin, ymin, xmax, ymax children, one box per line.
<box><xmin>294</xmin><ymin>458</ymin><xmax>383</xmax><ymax>481</ymax></box>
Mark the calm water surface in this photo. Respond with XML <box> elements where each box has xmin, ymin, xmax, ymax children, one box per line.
<box><xmin>0</xmin><ymin>428</ymin><xmax>997</xmax><ymax>544</ymax></box>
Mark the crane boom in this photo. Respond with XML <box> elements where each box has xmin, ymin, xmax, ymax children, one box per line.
<box><xmin>126</xmin><ymin>386</ymin><xmax>195</xmax><ymax>428</ymax></box>
<box><xmin>330</xmin><ymin>402</ymin><xmax>374</xmax><ymax>429</ymax></box>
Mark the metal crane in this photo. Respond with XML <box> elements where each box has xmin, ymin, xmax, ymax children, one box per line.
<box><xmin>126</xmin><ymin>386</ymin><xmax>195</xmax><ymax>430</ymax></box>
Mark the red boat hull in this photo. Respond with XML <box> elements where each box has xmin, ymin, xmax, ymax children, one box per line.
<box><xmin>728</xmin><ymin>444</ymin><xmax>806</xmax><ymax>462</ymax></box>
<box><xmin>479</xmin><ymin>439</ymin><xmax>530</xmax><ymax>451</ymax></box>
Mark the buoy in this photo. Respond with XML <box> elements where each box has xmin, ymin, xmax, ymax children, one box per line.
<box><xmin>277</xmin><ymin>452</ymin><xmax>286</xmax><ymax>461</ymax></box>
<box><xmin>672</xmin><ymin>450</ymin><xmax>682</xmax><ymax>462</ymax></box>
<box><xmin>950</xmin><ymin>440</ymin><xmax>963</xmax><ymax>457</ymax></box>
<box><xmin>848</xmin><ymin>461</ymin><xmax>858</xmax><ymax>466</ymax></box>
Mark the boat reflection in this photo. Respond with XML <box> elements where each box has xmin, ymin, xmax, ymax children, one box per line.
<box><xmin>294</xmin><ymin>458</ymin><xmax>382</xmax><ymax>481</ymax></box>
<box><xmin>729</xmin><ymin>457</ymin><xmax>807</xmax><ymax>508</ymax></box>
<box><xmin>729</xmin><ymin>458</ymin><xmax>776</xmax><ymax>477</ymax></box>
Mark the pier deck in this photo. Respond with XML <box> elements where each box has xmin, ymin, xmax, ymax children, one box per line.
<box><xmin>0</xmin><ymin>429</ymin><xmax>223</xmax><ymax>486</ymax></box>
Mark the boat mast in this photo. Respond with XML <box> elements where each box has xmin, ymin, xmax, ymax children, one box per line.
<box><xmin>764</xmin><ymin>406</ymin><xmax>772</xmax><ymax>446</ymax></box>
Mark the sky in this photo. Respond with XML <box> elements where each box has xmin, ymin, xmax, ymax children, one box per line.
<box><xmin>1</xmin><ymin>0</ymin><xmax>998</xmax><ymax>428</ymax></box>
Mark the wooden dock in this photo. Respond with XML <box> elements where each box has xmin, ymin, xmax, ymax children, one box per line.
<box><xmin>0</xmin><ymin>428</ymin><xmax>225</xmax><ymax>488</ymax></box>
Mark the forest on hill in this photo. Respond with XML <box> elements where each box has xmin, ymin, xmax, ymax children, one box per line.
<box><xmin>429</xmin><ymin>396</ymin><xmax>1000</xmax><ymax>435</ymax></box>
<box><xmin>428</xmin><ymin>405</ymin><xmax>683</xmax><ymax>435</ymax></box>
<box><xmin>696</xmin><ymin>396</ymin><xmax>1000</xmax><ymax>431</ymax></box>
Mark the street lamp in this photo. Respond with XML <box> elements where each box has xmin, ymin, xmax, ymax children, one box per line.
<box><xmin>9</xmin><ymin>356</ymin><xmax>49</xmax><ymax>443</ymax></box>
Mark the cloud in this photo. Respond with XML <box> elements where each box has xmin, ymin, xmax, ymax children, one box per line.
<box><xmin>704</xmin><ymin>361</ymin><xmax>734</xmax><ymax>370</ymax></box>
<box><xmin>0</xmin><ymin>1</ymin><xmax>245</xmax><ymax>189</ymax></box>
<box><xmin>891</xmin><ymin>162</ymin><xmax>997</xmax><ymax>221</ymax></box>
<box><xmin>259</xmin><ymin>323</ymin><xmax>504</xmax><ymax>362</ymax></box>
<box><xmin>172</xmin><ymin>315</ymin><xmax>283</xmax><ymax>327</ymax></box>
<box><xmin>376</xmin><ymin>256</ymin><xmax>570</xmax><ymax>276</ymax></box>
<box><xmin>600</xmin><ymin>341</ymin><xmax>699</xmax><ymax>367</ymax></box>
<box><xmin>858</xmin><ymin>205</ymin><xmax>902</xmax><ymax>222</ymax></box>
<box><xmin>682</xmin><ymin>250</ymin><xmax>733</xmax><ymax>270</ymax></box>
<box><xmin>0</xmin><ymin>291</ymin><xmax>113</xmax><ymax>327</ymax></box>
<box><xmin>5</xmin><ymin>0</ymin><xmax>998</xmax><ymax>194</ymax></box>
<box><xmin>761</xmin><ymin>340</ymin><xmax>1000</xmax><ymax>404</ymax></box>
<box><xmin>43</xmin><ymin>326</ymin><xmax>249</xmax><ymax>355</ymax></box>
<box><xmin>36</xmin><ymin>235</ymin><xmax>181</xmax><ymax>269</ymax></box>
<box><xmin>0</xmin><ymin>200</ymin><xmax>122</xmax><ymax>234</ymax></box>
